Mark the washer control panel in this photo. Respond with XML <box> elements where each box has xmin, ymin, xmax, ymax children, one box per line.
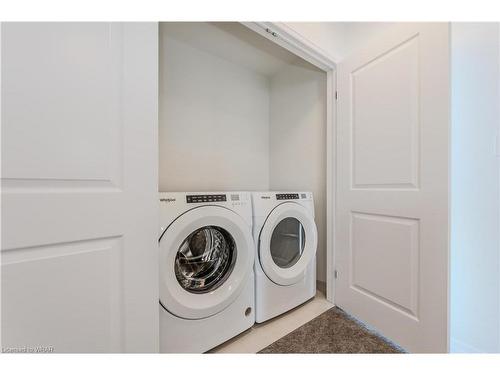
<box><xmin>186</xmin><ymin>194</ymin><xmax>227</xmax><ymax>203</ymax></box>
<box><xmin>276</xmin><ymin>193</ymin><xmax>300</xmax><ymax>200</ymax></box>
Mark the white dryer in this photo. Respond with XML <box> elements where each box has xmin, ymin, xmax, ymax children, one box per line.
<box><xmin>251</xmin><ymin>192</ymin><xmax>317</xmax><ymax>323</ymax></box>
<box><xmin>158</xmin><ymin>192</ymin><xmax>255</xmax><ymax>353</ymax></box>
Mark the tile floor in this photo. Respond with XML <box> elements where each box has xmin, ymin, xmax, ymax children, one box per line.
<box><xmin>210</xmin><ymin>290</ymin><xmax>333</xmax><ymax>353</ymax></box>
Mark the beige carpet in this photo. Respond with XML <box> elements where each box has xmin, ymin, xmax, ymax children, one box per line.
<box><xmin>258</xmin><ymin>307</ymin><xmax>404</xmax><ymax>354</ymax></box>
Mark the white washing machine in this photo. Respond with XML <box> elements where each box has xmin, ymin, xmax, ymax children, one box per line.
<box><xmin>251</xmin><ymin>192</ymin><xmax>317</xmax><ymax>323</ymax></box>
<box><xmin>158</xmin><ymin>192</ymin><xmax>255</xmax><ymax>353</ymax></box>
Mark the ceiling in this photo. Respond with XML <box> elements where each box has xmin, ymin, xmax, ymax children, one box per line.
<box><xmin>160</xmin><ymin>22</ymin><xmax>320</xmax><ymax>77</ymax></box>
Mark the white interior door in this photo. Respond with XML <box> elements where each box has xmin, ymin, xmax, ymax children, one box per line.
<box><xmin>1</xmin><ymin>23</ymin><xmax>159</xmax><ymax>352</ymax></box>
<box><xmin>335</xmin><ymin>23</ymin><xmax>450</xmax><ymax>353</ymax></box>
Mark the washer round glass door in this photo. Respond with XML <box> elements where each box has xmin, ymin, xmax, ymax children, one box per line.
<box><xmin>159</xmin><ymin>206</ymin><xmax>254</xmax><ymax>320</ymax></box>
<box><xmin>259</xmin><ymin>202</ymin><xmax>317</xmax><ymax>286</ymax></box>
<box><xmin>175</xmin><ymin>225</ymin><xmax>236</xmax><ymax>294</ymax></box>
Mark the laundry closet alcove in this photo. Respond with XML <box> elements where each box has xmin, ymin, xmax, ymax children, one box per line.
<box><xmin>158</xmin><ymin>22</ymin><xmax>335</xmax><ymax>294</ymax></box>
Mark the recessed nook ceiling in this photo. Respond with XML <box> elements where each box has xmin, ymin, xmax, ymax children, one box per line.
<box><xmin>160</xmin><ymin>22</ymin><xmax>320</xmax><ymax>77</ymax></box>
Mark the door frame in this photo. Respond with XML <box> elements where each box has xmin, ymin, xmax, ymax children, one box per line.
<box><xmin>241</xmin><ymin>22</ymin><xmax>338</xmax><ymax>303</ymax></box>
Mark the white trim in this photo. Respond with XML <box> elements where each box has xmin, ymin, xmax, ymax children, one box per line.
<box><xmin>326</xmin><ymin>70</ymin><xmax>337</xmax><ymax>304</ymax></box>
<box><xmin>241</xmin><ymin>22</ymin><xmax>337</xmax><ymax>304</ymax></box>
<box><xmin>241</xmin><ymin>22</ymin><xmax>337</xmax><ymax>71</ymax></box>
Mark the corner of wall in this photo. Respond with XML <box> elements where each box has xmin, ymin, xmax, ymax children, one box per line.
<box><xmin>497</xmin><ymin>21</ymin><xmax>500</xmax><ymax>354</ymax></box>
<box><xmin>450</xmin><ymin>22</ymin><xmax>500</xmax><ymax>353</ymax></box>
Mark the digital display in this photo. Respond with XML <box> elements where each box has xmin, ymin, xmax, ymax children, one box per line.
<box><xmin>276</xmin><ymin>193</ymin><xmax>300</xmax><ymax>200</ymax></box>
<box><xmin>186</xmin><ymin>194</ymin><xmax>227</xmax><ymax>203</ymax></box>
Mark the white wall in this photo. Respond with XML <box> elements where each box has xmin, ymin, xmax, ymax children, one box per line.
<box><xmin>285</xmin><ymin>22</ymin><xmax>394</xmax><ymax>62</ymax></box>
<box><xmin>498</xmin><ymin>24</ymin><xmax>500</xmax><ymax>353</ymax></box>
<box><xmin>269</xmin><ymin>62</ymin><xmax>327</xmax><ymax>282</ymax></box>
<box><xmin>159</xmin><ymin>24</ymin><xmax>270</xmax><ymax>192</ymax></box>
<box><xmin>450</xmin><ymin>22</ymin><xmax>500</xmax><ymax>353</ymax></box>
<box><xmin>341</xmin><ymin>22</ymin><xmax>395</xmax><ymax>58</ymax></box>
<box><xmin>284</xmin><ymin>22</ymin><xmax>346</xmax><ymax>61</ymax></box>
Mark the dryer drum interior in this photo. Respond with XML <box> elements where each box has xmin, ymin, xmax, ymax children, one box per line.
<box><xmin>270</xmin><ymin>217</ymin><xmax>306</xmax><ymax>269</ymax></box>
<box><xmin>175</xmin><ymin>226</ymin><xmax>237</xmax><ymax>293</ymax></box>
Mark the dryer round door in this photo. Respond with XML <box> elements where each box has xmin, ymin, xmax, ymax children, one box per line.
<box><xmin>259</xmin><ymin>202</ymin><xmax>317</xmax><ymax>286</ymax></box>
<box><xmin>159</xmin><ymin>205</ymin><xmax>254</xmax><ymax>320</ymax></box>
